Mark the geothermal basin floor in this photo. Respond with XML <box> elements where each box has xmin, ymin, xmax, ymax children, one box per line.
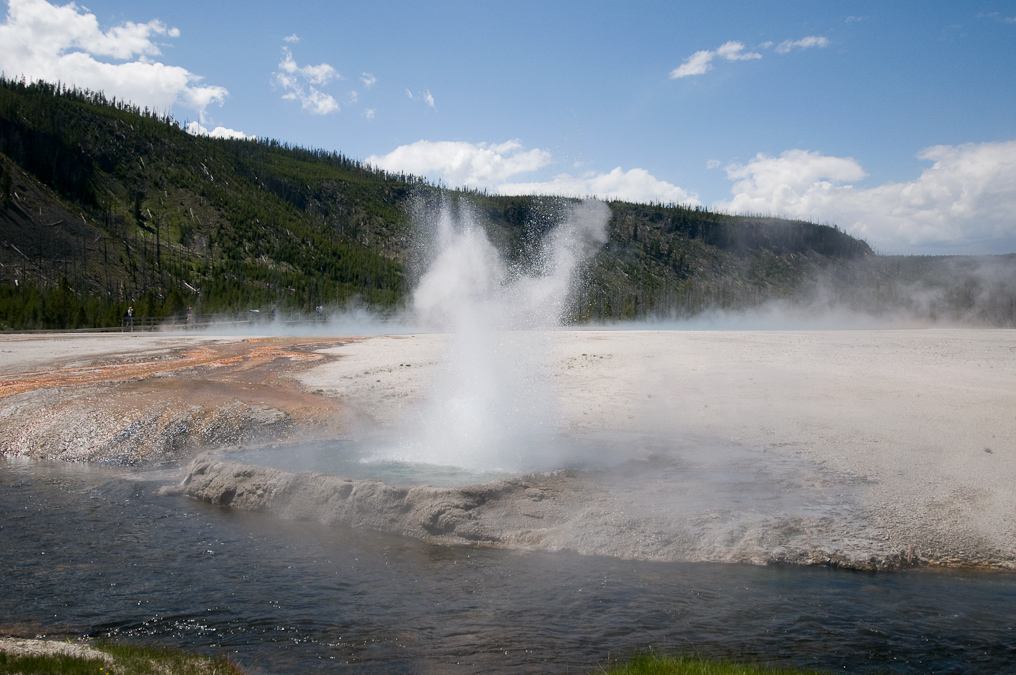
<box><xmin>2</xmin><ymin>328</ymin><xmax>1014</xmax><ymax>569</ymax></box>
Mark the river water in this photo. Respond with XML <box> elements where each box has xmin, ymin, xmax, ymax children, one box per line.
<box><xmin>2</xmin><ymin>459</ymin><xmax>1014</xmax><ymax>674</ymax></box>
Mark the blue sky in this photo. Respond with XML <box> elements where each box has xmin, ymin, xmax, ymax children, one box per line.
<box><xmin>1</xmin><ymin>0</ymin><xmax>1014</xmax><ymax>254</ymax></box>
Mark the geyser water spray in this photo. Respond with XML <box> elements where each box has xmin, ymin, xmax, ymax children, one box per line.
<box><xmin>384</xmin><ymin>199</ymin><xmax>610</xmax><ymax>473</ymax></box>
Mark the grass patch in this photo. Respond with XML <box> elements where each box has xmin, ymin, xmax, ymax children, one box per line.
<box><xmin>598</xmin><ymin>652</ymin><xmax>827</xmax><ymax>675</ymax></box>
<box><xmin>0</xmin><ymin>641</ymin><xmax>243</xmax><ymax>675</ymax></box>
<box><xmin>0</xmin><ymin>650</ymin><xmax>108</xmax><ymax>675</ymax></box>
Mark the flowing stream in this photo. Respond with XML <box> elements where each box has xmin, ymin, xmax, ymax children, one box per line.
<box><xmin>3</xmin><ymin>459</ymin><xmax>1014</xmax><ymax>674</ymax></box>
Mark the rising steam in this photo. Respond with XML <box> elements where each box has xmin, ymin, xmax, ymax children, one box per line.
<box><xmin>382</xmin><ymin>199</ymin><xmax>610</xmax><ymax>472</ymax></box>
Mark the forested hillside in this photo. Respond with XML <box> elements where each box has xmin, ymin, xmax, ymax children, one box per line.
<box><xmin>0</xmin><ymin>78</ymin><xmax>417</xmax><ymax>328</ymax></box>
<box><xmin>8</xmin><ymin>76</ymin><xmax>1005</xmax><ymax>329</ymax></box>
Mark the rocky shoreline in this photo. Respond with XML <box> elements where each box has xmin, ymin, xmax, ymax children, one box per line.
<box><xmin>165</xmin><ymin>454</ymin><xmax>949</xmax><ymax>571</ymax></box>
<box><xmin>0</xmin><ymin>637</ymin><xmax>113</xmax><ymax>662</ymax></box>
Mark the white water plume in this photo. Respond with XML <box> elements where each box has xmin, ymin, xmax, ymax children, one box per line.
<box><xmin>383</xmin><ymin>199</ymin><xmax>609</xmax><ymax>473</ymax></box>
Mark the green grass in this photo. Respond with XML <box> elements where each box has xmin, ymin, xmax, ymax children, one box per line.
<box><xmin>598</xmin><ymin>653</ymin><xmax>827</xmax><ymax>675</ymax></box>
<box><xmin>0</xmin><ymin>650</ymin><xmax>108</xmax><ymax>675</ymax></box>
<box><xmin>0</xmin><ymin>641</ymin><xmax>243</xmax><ymax>675</ymax></box>
<box><xmin>1</xmin><ymin>643</ymin><xmax>831</xmax><ymax>674</ymax></box>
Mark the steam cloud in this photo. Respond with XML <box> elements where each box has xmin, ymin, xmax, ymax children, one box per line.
<box><xmin>384</xmin><ymin>199</ymin><xmax>610</xmax><ymax>472</ymax></box>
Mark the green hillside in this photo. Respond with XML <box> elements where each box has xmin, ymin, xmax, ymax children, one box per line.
<box><xmin>8</xmin><ymin>76</ymin><xmax>1003</xmax><ymax>330</ymax></box>
<box><xmin>0</xmin><ymin>78</ymin><xmax>416</xmax><ymax>328</ymax></box>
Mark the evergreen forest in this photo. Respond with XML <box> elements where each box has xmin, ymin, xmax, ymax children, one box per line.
<box><xmin>1</xmin><ymin>77</ymin><xmax>1013</xmax><ymax>329</ymax></box>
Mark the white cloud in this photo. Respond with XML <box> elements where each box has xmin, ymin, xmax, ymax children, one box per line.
<box><xmin>276</xmin><ymin>47</ymin><xmax>337</xmax><ymax>86</ymax></box>
<box><xmin>670</xmin><ymin>50</ymin><xmax>715</xmax><ymax>78</ymax></box>
<box><xmin>185</xmin><ymin>121</ymin><xmax>251</xmax><ymax>140</ymax></box>
<box><xmin>670</xmin><ymin>41</ymin><xmax>760</xmax><ymax>78</ymax></box>
<box><xmin>406</xmin><ymin>88</ymin><xmax>436</xmax><ymax>108</ymax></box>
<box><xmin>368</xmin><ymin>140</ymin><xmax>550</xmax><ymax>187</ymax></box>
<box><xmin>716</xmin><ymin>41</ymin><xmax>762</xmax><ymax>61</ymax></box>
<box><xmin>671</xmin><ymin>36</ymin><xmax>827</xmax><ymax>78</ymax></box>
<box><xmin>290</xmin><ymin>87</ymin><xmax>339</xmax><ymax>114</ymax></box>
<box><xmin>360</xmin><ymin>72</ymin><xmax>377</xmax><ymax>88</ymax></box>
<box><xmin>499</xmin><ymin>167</ymin><xmax>700</xmax><ymax>206</ymax></box>
<box><xmin>0</xmin><ymin>0</ymin><xmax>227</xmax><ymax>120</ymax></box>
<box><xmin>723</xmin><ymin>149</ymin><xmax>867</xmax><ymax>195</ymax></box>
<box><xmin>363</xmin><ymin>108</ymin><xmax>375</xmax><ymax>119</ymax></box>
<box><xmin>713</xmin><ymin>142</ymin><xmax>1016</xmax><ymax>254</ymax></box>
<box><xmin>272</xmin><ymin>46</ymin><xmax>339</xmax><ymax>114</ymax></box>
<box><xmin>284</xmin><ymin>33</ymin><xmax>300</xmax><ymax>43</ymax></box>
<box><xmin>775</xmin><ymin>36</ymin><xmax>829</xmax><ymax>54</ymax></box>
<box><xmin>978</xmin><ymin>12</ymin><xmax>1016</xmax><ymax>24</ymax></box>
<box><xmin>367</xmin><ymin>139</ymin><xmax>700</xmax><ymax>206</ymax></box>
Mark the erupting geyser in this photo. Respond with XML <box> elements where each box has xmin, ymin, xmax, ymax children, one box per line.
<box><xmin>381</xmin><ymin>199</ymin><xmax>610</xmax><ymax>473</ymax></box>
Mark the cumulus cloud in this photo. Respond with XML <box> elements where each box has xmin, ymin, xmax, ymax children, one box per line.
<box><xmin>670</xmin><ymin>40</ymin><xmax>760</xmax><ymax>78</ymax></box>
<box><xmin>775</xmin><ymin>36</ymin><xmax>829</xmax><ymax>53</ymax></box>
<box><xmin>713</xmin><ymin>142</ymin><xmax>1016</xmax><ymax>254</ymax></box>
<box><xmin>499</xmin><ymin>167</ymin><xmax>701</xmax><ymax>205</ymax></box>
<box><xmin>276</xmin><ymin>47</ymin><xmax>338</xmax><ymax>86</ymax></box>
<box><xmin>283</xmin><ymin>33</ymin><xmax>300</xmax><ymax>43</ymax></box>
<box><xmin>184</xmin><ymin>121</ymin><xmax>251</xmax><ymax>140</ymax></box>
<box><xmin>0</xmin><ymin>0</ymin><xmax>227</xmax><ymax>120</ymax></box>
<box><xmin>360</xmin><ymin>72</ymin><xmax>377</xmax><ymax>88</ymax></box>
<box><xmin>722</xmin><ymin>149</ymin><xmax>867</xmax><ymax>195</ymax></box>
<box><xmin>367</xmin><ymin>139</ymin><xmax>700</xmax><ymax>206</ymax></box>
<box><xmin>272</xmin><ymin>46</ymin><xmax>340</xmax><ymax>114</ymax></box>
<box><xmin>368</xmin><ymin>140</ymin><xmax>550</xmax><ymax>187</ymax></box>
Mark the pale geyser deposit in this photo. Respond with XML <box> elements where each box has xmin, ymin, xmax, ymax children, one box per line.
<box><xmin>1</xmin><ymin>328</ymin><xmax>1013</xmax><ymax>568</ymax></box>
<box><xmin>174</xmin><ymin>327</ymin><xmax>1015</xmax><ymax>570</ymax></box>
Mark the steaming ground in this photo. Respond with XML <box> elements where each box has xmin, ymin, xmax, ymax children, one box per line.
<box><xmin>203</xmin><ymin>328</ymin><xmax>1016</xmax><ymax>570</ymax></box>
<box><xmin>3</xmin><ymin>329</ymin><xmax>1014</xmax><ymax>569</ymax></box>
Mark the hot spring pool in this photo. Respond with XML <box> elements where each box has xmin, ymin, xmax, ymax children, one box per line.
<box><xmin>226</xmin><ymin>439</ymin><xmax>513</xmax><ymax>487</ymax></box>
<box><xmin>223</xmin><ymin>431</ymin><xmax>647</xmax><ymax>487</ymax></box>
